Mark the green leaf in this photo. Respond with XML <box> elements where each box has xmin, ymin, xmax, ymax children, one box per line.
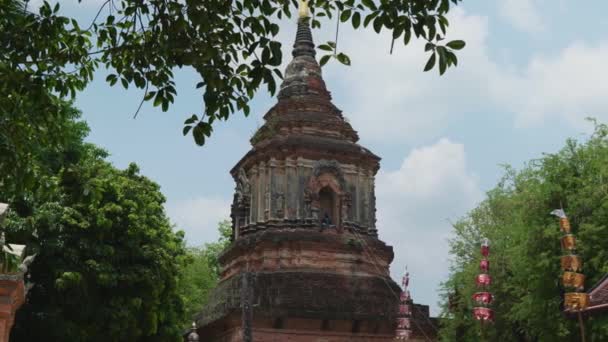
<box><xmin>318</xmin><ymin>44</ymin><xmax>333</xmax><ymax>52</ymax></box>
<box><xmin>424</xmin><ymin>53</ymin><xmax>436</xmax><ymax>72</ymax></box>
<box><xmin>319</xmin><ymin>55</ymin><xmax>331</xmax><ymax>67</ymax></box>
<box><xmin>438</xmin><ymin>16</ymin><xmax>449</xmax><ymax>34</ymax></box>
<box><xmin>144</xmin><ymin>91</ymin><xmax>156</xmax><ymax>101</ymax></box>
<box><xmin>183</xmin><ymin>125</ymin><xmax>192</xmax><ymax>136</ymax></box>
<box><xmin>261</xmin><ymin>47</ymin><xmax>271</xmax><ymax>64</ymax></box>
<box><xmin>428</xmin><ymin>25</ymin><xmax>437</xmax><ymax>42</ymax></box>
<box><xmin>263</xmin><ymin>69</ymin><xmax>276</xmax><ymax>95</ymax></box>
<box><xmin>153</xmin><ymin>92</ymin><xmax>163</xmax><ymax>107</ymax></box>
<box><xmin>362</xmin><ymin>0</ymin><xmax>377</xmax><ymax>10</ymax></box>
<box><xmin>439</xmin><ymin>57</ymin><xmax>447</xmax><ymax>75</ymax></box>
<box><xmin>106</xmin><ymin>74</ymin><xmax>117</xmax><ymax>86</ymax></box>
<box><xmin>436</xmin><ymin>46</ymin><xmax>448</xmax><ymax>75</ymax></box>
<box><xmin>184</xmin><ymin>114</ymin><xmax>198</xmax><ymax>125</ymax></box>
<box><xmin>392</xmin><ymin>26</ymin><xmax>403</xmax><ymax>40</ymax></box>
<box><xmin>269</xmin><ymin>41</ymin><xmax>282</xmax><ymax>66</ymax></box>
<box><xmin>336</xmin><ymin>53</ymin><xmax>351</xmax><ymax>66</ymax></box>
<box><xmin>340</xmin><ymin>10</ymin><xmax>351</xmax><ymax>23</ymax></box>
<box><xmin>352</xmin><ymin>12</ymin><xmax>361</xmax><ymax>29</ymax></box>
<box><xmin>446</xmin><ymin>50</ymin><xmax>458</xmax><ymax>66</ymax></box>
<box><xmin>134</xmin><ymin>75</ymin><xmax>145</xmax><ymax>88</ymax></box>
<box><xmin>364</xmin><ymin>12</ymin><xmax>378</xmax><ymax>27</ymax></box>
<box><xmin>403</xmin><ymin>29</ymin><xmax>412</xmax><ymax>46</ymax></box>
<box><xmin>192</xmin><ymin>124</ymin><xmax>205</xmax><ymax>146</ymax></box>
<box><xmin>373</xmin><ymin>16</ymin><xmax>383</xmax><ymax>33</ymax></box>
<box><xmin>446</xmin><ymin>40</ymin><xmax>466</xmax><ymax>50</ymax></box>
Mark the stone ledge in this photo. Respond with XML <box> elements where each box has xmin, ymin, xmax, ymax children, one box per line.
<box><xmin>196</xmin><ymin>270</ymin><xmax>400</xmax><ymax>328</ymax></box>
<box><xmin>219</xmin><ymin>229</ymin><xmax>393</xmax><ymax>267</ymax></box>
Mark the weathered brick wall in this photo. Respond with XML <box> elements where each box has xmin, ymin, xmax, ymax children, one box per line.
<box><xmin>0</xmin><ymin>278</ymin><xmax>25</xmax><ymax>342</ymax></box>
<box><xmin>219</xmin><ymin>229</ymin><xmax>393</xmax><ymax>281</ymax></box>
<box><xmin>197</xmin><ymin>270</ymin><xmax>400</xmax><ymax>328</ymax></box>
<box><xmin>210</xmin><ymin>328</ymin><xmax>429</xmax><ymax>342</ymax></box>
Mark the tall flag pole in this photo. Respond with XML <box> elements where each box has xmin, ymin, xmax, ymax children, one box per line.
<box><xmin>473</xmin><ymin>237</ymin><xmax>494</xmax><ymax>338</ymax></box>
<box><xmin>551</xmin><ymin>209</ymin><xmax>587</xmax><ymax>342</ymax></box>
<box><xmin>395</xmin><ymin>267</ymin><xmax>413</xmax><ymax>340</ymax></box>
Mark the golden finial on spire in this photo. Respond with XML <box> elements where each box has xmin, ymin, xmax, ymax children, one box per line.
<box><xmin>298</xmin><ymin>0</ymin><xmax>310</xmax><ymax>18</ymax></box>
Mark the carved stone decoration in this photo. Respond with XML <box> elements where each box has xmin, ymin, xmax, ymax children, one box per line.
<box><xmin>274</xmin><ymin>192</ymin><xmax>285</xmax><ymax>218</ymax></box>
<box><xmin>303</xmin><ymin>189</ymin><xmax>313</xmax><ymax>219</ymax></box>
<box><xmin>235</xmin><ymin>168</ymin><xmax>251</xmax><ymax>205</ymax></box>
<box><xmin>362</xmin><ymin>196</ymin><xmax>369</xmax><ymax>224</ymax></box>
<box><xmin>311</xmin><ymin>206</ymin><xmax>319</xmax><ymax>220</ymax></box>
<box><xmin>264</xmin><ymin>187</ymin><xmax>271</xmax><ymax>221</ymax></box>
<box><xmin>340</xmin><ymin>192</ymin><xmax>352</xmax><ymax>223</ymax></box>
<box><xmin>312</xmin><ymin>160</ymin><xmax>346</xmax><ymax>190</ymax></box>
<box><xmin>232</xmin><ymin>168</ymin><xmax>252</xmax><ymax>240</ymax></box>
<box><xmin>369</xmin><ymin>188</ymin><xmax>378</xmax><ymax>235</ymax></box>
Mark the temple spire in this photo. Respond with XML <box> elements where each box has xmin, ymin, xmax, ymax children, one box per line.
<box><xmin>292</xmin><ymin>1</ymin><xmax>315</xmax><ymax>58</ymax></box>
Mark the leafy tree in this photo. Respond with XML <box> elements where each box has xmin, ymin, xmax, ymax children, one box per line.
<box><xmin>2</xmin><ymin>0</ymin><xmax>465</xmax><ymax>146</ymax></box>
<box><xmin>1</xmin><ymin>104</ymin><xmax>188</xmax><ymax>341</ymax></box>
<box><xmin>178</xmin><ymin>220</ymin><xmax>231</xmax><ymax>325</ymax></box>
<box><xmin>439</xmin><ymin>121</ymin><xmax>608</xmax><ymax>341</ymax></box>
<box><xmin>0</xmin><ymin>99</ymin><xmax>90</xmax><ymax>206</ymax></box>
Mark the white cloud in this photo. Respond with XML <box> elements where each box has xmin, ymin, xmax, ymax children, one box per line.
<box><xmin>323</xmin><ymin>7</ymin><xmax>608</xmax><ymax>143</ymax></box>
<box><xmin>166</xmin><ymin>197</ymin><xmax>231</xmax><ymax>246</ymax></box>
<box><xmin>499</xmin><ymin>0</ymin><xmax>546</xmax><ymax>34</ymax></box>
<box><xmin>378</xmin><ymin>138</ymin><xmax>479</xmax><ymax>201</ymax></box>
<box><xmin>376</xmin><ymin>139</ymin><xmax>482</xmax><ymax>314</ymax></box>
<box><xmin>505</xmin><ymin>42</ymin><xmax>608</xmax><ymax>127</ymax></box>
<box><xmin>325</xmin><ymin>8</ymin><xmax>494</xmax><ymax>143</ymax></box>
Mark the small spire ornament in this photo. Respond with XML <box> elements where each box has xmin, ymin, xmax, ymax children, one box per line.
<box><xmin>395</xmin><ymin>267</ymin><xmax>413</xmax><ymax>340</ymax></box>
<box><xmin>187</xmin><ymin>322</ymin><xmax>200</xmax><ymax>342</ymax></box>
<box><xmin>298</xmin><ymin>0</ymin><xmax>310</xmax><ymax>18</ymax></box>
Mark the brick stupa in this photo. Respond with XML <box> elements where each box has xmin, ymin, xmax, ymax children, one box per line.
<box><xmin>193</xmin><ymin>9</ymin><xmax>431</xmax><ymax>341</ymax></box>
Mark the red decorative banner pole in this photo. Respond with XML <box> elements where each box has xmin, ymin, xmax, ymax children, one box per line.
<box><xmin>473</xmin><ymin>238</ymin><xmax>494</xmax><ymax>339</ymax></box>
<box><xmin>395</xmin><ymin>268</ymin><xmax>413</xmax><ymax>340</ymax></box>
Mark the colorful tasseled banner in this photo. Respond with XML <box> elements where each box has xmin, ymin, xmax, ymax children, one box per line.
<box><xmin>472</xmin><ymin>238</ymin><xmax>495</xmax><ymax>323</ymax></box>
<box><xmin>395</xmin><ymin>268</ymin><xmax>413</xmax><ymax>340</ymax></box>
<box><xmin>551</xmin><ymin>209</ymin><xmax>589</xmax><ymax>311</ymax></box>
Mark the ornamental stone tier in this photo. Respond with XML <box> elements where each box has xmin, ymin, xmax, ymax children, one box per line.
<box><xmin>191</xmin><ymin>7</ymin><xmax>437</xmax><ymax>342</ymax></box>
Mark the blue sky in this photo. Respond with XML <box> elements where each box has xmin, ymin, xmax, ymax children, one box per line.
<box><xmin>41</xmin><ymin>0</ymin><xmax>608</xmax><ymax>315</ymax></box>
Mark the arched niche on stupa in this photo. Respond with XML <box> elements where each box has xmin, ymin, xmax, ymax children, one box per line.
<box><xmin>305</xmin><ymin>160</ymin><xmax>351</xmax><ymax>228</ymax></box>
<box><xmin>318</xmin><ymin>186</ymin><xmax>338</xmax><ymax>225</ymax></box>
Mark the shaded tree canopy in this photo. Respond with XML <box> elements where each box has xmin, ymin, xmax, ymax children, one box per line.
<box><xmin>440</xmin><ymin>120</ymin><xmax>608</xmax><ymax>341</ymax></box>
<box><xmin>2</xmin><ymin>103</ymin><xmax>189</xmax><ymax>341</ymax></box>
<box><xmin>1</xmin><ymin>0</ymin><xmax>465</xmax><ymax>146</ymax></box>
